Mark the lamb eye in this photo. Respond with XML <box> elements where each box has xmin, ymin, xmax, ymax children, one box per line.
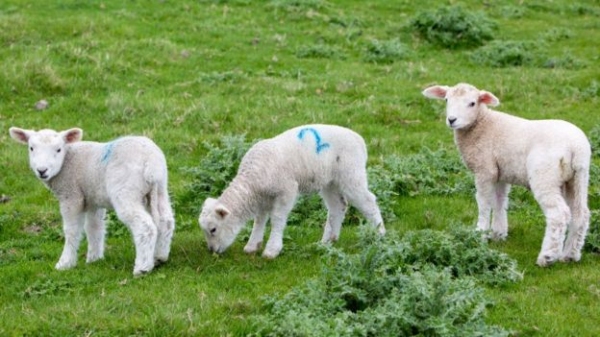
<box><xmin>29</xmin><ymin>147</ymin><xmax>34</xmax><ymax>152</ymax></box>
<box><xmin>210</xmin><ymin>228</ymin><xmax>217</xmax><ymax>234</ymax></box>
<box><xmin>468</xmin><ymin>102</ymin><xmax>476</xmax><ymax>107</ymax></box>
<box><xmin>56</xmin><ymin>148</ymin><xmax>61</xmax><ymax>153</ymax></box>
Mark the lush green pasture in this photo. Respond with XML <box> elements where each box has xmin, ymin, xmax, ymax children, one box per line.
<box><xmin>1</xmin><ymin>0</ymin><xmax>599</xmax><ymax>336</ymax></box>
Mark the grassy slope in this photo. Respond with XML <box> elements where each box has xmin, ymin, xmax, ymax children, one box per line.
<box><xmin>1</xmin><ymin>0</ymin><xmax>599</xmax><ymax>336</ymax></box>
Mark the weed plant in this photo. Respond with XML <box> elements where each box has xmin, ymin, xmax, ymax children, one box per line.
<box><xmin>377</xmin><ymin>147</ymin><xmax>473</xmax><ymax>197</ymax></box>
<box><xmin>589</xmin><ymin>125</ymin><xmax>600</xmax><ymax>157</ymax></box>
<box><xmin>251</xmin><ymin>227</ymin><xmax>520</xmax><ymax>337</ymax></box>
<box><xmin>469</xmin><ymin>39</ymin><xmax>586</xmax><ymax>69</ymax></box>
<box><xmin>363</xmin><ymin>38</ymin><xmax>410</xmax><ymax>64</ymax></box>
<box><xmin>469</xmin><ymin>40</ymin><xmax>540</xmax><ymax>67</ymax></box>
<box><xmin>586</xmin><ymin>210</ymin><xmax>600</xmax><ymax>253</ymax></box>
<box><xmin>410</xmin><ymin>6</ymin><xmax>497</xmax><ymax>49</ymax></box>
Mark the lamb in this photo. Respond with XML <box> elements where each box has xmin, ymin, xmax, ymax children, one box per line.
<box><xmin>9</xmin><ymin>127</ymin><xmax>175</xmax><ymax>276</ymax></box>
<box><xmin>198</xmin><ymin>124</ymin><xmax>386</xmax><ymax>258</ymax></box>
<box><xmin>422</xmin><ymin>83</ymin><xmax>591</xmax><ymax>267</ymax></box>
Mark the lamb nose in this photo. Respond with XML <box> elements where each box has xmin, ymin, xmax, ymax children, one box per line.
<box><xmin>448</xmin><ymin>117</ymin><xmax>457</xmax><ymax>125</ymax></box>
<box><xmin>37</xmin><ymin>168</ymin><xmax>48</xmax><ymax>175</ymax></box>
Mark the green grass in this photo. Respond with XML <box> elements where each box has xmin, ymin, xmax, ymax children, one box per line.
<box><xmin>1</xmin><ymin>0</ymin><xmax>600</xmax><ymax>335</ymax></box>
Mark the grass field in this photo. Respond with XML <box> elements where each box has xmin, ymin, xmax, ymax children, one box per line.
<box><xmin>1</xmin><ymin>0</ymin><xmax>599</xmax><ymax>336</ymax></box>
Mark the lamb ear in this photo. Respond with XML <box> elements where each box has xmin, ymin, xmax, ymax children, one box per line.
<box><xmin>422</xmin><ymin>85</ymin><xmax>449</xmax><ymax>100</ymax></box>
<box><xmin>62</xmin><ymin>128</ymin><xmax>83</xmax><ymax>143</ymax></box>
<box><xmin>479</xmin><ymin>91</ymin><xmax>500</xmax><ymax>107</ymax></box>
<box><xmin>215</xmin><ymin>205</ymin><xmax>230</xmax><ymax>219</ymax></box>
<box><xmin>9</xmin><ymin>127</ymin><xmax>33</xmax><ymax>144</ymax></box>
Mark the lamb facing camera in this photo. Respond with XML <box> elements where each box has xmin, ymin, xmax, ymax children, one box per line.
<box><xmin>9</xmin><ymin>127</ymin><xmax>175</xmax><ymax>276</ymax></box>
<box><xmin>198</xmin><ymin>124</ymin><xmax>385</xmax><ymax>258</ymax></box>
<box><xmin>422</xmin><ymin>83</ymin><xmax>591</xmax><ymax>267</ymax></box>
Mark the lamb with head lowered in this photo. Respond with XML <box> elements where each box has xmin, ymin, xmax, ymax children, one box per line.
<box><xmin>9</xmin><ymin>127</ymin><xmax>175</xmax><ymax>276</ymax></box>
<box><xmin>422</xmin><ymin>82</ymin><xmax>591</xmax><ymax>267</ymax></box>
<box><xmin>198</xmin><ymin>124</ymin><xmax>386</xmax><ymax>258</ymax></box>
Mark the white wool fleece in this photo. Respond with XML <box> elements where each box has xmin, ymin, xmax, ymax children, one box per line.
<box><xmin>9</xmin><ymin>127</ymin><xmax>175</xmax><ymax>276</ymax></box>
<box><xmin>199</xmin><ymin>124</ymin><xmax>385</xmax><ymax>259</ymax></box>
<box><xmin>423</xmin><ymin>83</ymin><xmax>591</xmax><ymax>267</ymax></box>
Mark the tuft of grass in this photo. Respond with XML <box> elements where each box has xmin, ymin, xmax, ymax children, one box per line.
<box><xmin>541</xmin><ymin>27</ymin><xmax>574</xmax><ymax>42</ymax></box>
<box><xmin>410</xmin><ymin>6</ymin><xmax>497</xmax><ymax>49</ymax></box>
<box><xmin>560</xmin><ymin>80</ymin><xmax>600</xmax><ymax>102</ymax></box>
<box><xmin>22</xmin><ymin>279</ymin><xmax>74</xmax><ymax>298</ymax></box>
<box><xmin>4</xmin><ymin>57</ymin><xmax>67</xmax><ymax>97</ymax></box>
<box><xmin>363</xmin><ymin>38</ymin><xmax>410</xmax><ymax>64</ymax></box>
<box><xmin>469</xmin><ymin>40</ymin><xmax>541</xmax><ymax>67</ymax></box>
<box><xmin>542</xmin><ymin>52</ymin><xmax>586</xmax><ymax>70</ymax></box>
<box><xmin>296</xmin><ymin>43</ymin><xmax>346</xmax><ymax>60</ymax></box>
<box><xmin>472</xmin><ymin>33</ymin><xmax>585</xmax><ymax>70</ymax></box>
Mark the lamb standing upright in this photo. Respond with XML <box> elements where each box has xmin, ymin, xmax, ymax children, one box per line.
<box><xmin>422</xmin><ymin>83</ymin><xmax>591</xmax><ymax>266</ymax></box>
<box><xmin>198</xmin><ymin>124</ymin><xmax>385</xmax><ymax>258</ymax></box>
<box><xmin>9</xmin><ymin>127</ymin><xmax>175</xmax><ymax>276</ymax></box>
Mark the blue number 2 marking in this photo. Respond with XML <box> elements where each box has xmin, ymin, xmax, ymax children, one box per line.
<box><xmin>297</xmin><ymin>127</ymin><xmax>330</xmax><ymax>154</ymax></box>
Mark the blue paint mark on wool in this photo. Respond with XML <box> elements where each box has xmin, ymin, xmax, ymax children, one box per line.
<box><xmin>101</xmin><ymin>141</ymin><xmax>115</xmax><ymax>163</ymax></box>
<box><xmin>297</xmin><ymin>127</ymin><xmax>330</xmax><ymax>154</ymax></box>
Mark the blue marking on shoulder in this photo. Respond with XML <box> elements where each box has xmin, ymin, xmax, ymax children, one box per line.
<box><xmin>101</xmin><ymin>141</ymin><xmax>115</xmax><ymax>163</ymax></box>
<box><xmin>297</xmin><ymin>127</ymin><xmax>330</xmax><ymax>154</ymax></box>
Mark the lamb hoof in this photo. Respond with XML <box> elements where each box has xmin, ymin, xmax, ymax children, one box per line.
<box><xmin>133</xmin><ymin>261</ymin><xmax>155</xmax><ymax>277</ymax></box>
<box><xmin>55</xmin><ymin>259</ymin><xmax>77</xmax><ymax>270</ymax></box>
<box><xmin>243</xmin><ymin>242</ymin><xmax>262</xmax><ymax>254</ymax></box>
<box><xmin>490</xmin><ymin>232</ymin><xmax>507</xmax><ymax>241</ymax></box>
<box><xmin>559</xmin><ymin>252</ymin><xmax>581</xmax><ymax>263</ymax></box>
<box><xmin>133</xmin><ymin>269</ymin><xmax>152</xmax><ymax>278</ymax></box>
<box><xmin>262</xmin><ymin>249</ymin><xmax>281</xmax><ymax>259</ymax></box>
<box><xmin>536</xmin><ymin>254</ymin><xmax>558</xmax><ymax>267</ymax></box>
<box><xmin>321</xmin><ymin>234</ymin><xmax>338</xmax><ymax>244</ymax></box>
<box><xmin>86</xmin><ymin>254</ymin><xmax>104</xmax><ymax>264</ymax></box>
<box><xmin>154</xmin><ymin>258</ymin><xmax>168</xmax><ymax>267</ymax></box>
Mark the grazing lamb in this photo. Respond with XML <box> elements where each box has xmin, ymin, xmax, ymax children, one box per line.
<box><xmin>9</xmin><ymin>127</ymin><xmax>175</xmax><ymax>276</ymax></box>
<box><xmin>422</xmin><ymin>83</ymin><xmax>591</xmax><ymax>267</ymax></box>
<box><xmin>198</xmin><ymin>124</ymin><xmax>386</xmax><ymax>258</ymax></box>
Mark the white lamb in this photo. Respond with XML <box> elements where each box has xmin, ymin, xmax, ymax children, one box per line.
<box><xmin>422</xmin><ymin>83</ymin><xmax>591</xmax><ymax>267</ymax></box>
<box><xmin>198</xmin><ymin>124</ymin><xmax>386</xmax><ymax>258</ymax></box>
<box><xmin>9</xmin><ymin>127</ymin><xmax>175</xmax><ymax>276</ymax></box>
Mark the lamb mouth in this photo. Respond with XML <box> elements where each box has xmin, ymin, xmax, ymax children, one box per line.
<box><xmin>209</xmin><ymin>245</ymin><xmax>224</xmax><ymax>254</ymax></box>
